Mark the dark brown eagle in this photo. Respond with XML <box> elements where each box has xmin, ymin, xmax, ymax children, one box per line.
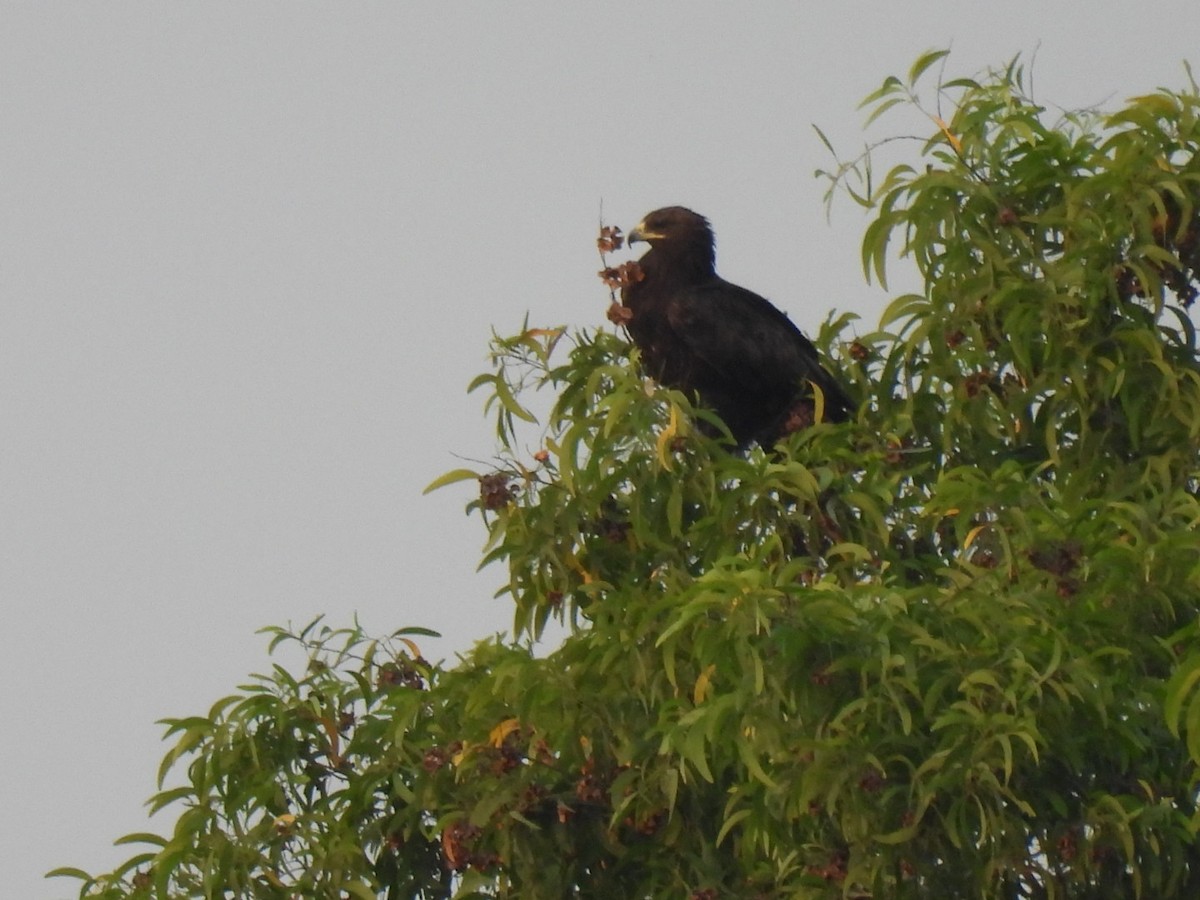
<box><xmin>619</xmin><ymin>206</ymin><xmax>852</xmax><ymax>446</ymax></box>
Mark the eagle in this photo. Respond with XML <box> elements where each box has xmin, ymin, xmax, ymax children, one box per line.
<box><xmin>619</xmin><ymin>206</ymin><xmax>851</xmax><ymax>446</ymax></box>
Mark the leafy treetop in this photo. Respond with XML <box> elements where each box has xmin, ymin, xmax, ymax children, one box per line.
<box><xmin>57</xmin><ymin>53</ymin><xmax>1200</xmax><ymax>899</ymax></box>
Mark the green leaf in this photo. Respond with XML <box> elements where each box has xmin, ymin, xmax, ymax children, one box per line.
<box><xmin>858</xmin><ymin>74</ymin><xmax>904</xmax><ymax>108</ymax></box>
<box><xmin>716</xmin><ymin>807</ymin><xmax>752</xmax><ymax>846</ymax></box>
<box><xmin>392</xmin><ymin>625</ymin><xmax>442</xmax><ymax>637</ymax></box>
<box><xmin>860</xmin><ymin>212</ymin><xmax>894</xmax><ymax>287</ymax></box>
<box><xmin>147</xmin><ymin>786</ymin><xmax>194</xmax><ymax>815</ymax></box>
<box><xmin>422</xmin><ymin>467</ymin><xmax>481</xmax><ymax>495</ymax></box>
<box><xmin>43</xmin><ymin>867</ymin><xmax>93</xmax><ymax>881</ymax></box>
<box><xmin>812</xmin><ymin>123</ymin><xmax>836</xmax><ymax>156</ymax></box>
<box><xmin>863</xmin><ymin>95</ymin><xmax>909</xmax><ymax>129</ymax></box>
<box><xmin>736</xmin><ymin>737</ymin><xmax>779</xmax><ymax>790</ymax></box>
<box><xmin>493</xmin><ymin>371</ymin><xmax>538</xmax><ymax>423</ymax></box>
<box><xmin>681</xmin><ymin>719</ymin><xmax>714</xmax><ymax>783</ymax></box>
<box><xmin>113</xmin><ymin>831</ymin><xmax>167</xmax><ymax>847</ymax></box>
<box><xmin>908</xmin><ymin>48</ymin><xmax>950</xmax><ymax>86</ymax></box>
<box><xmin>1164</xmin><ymin>653</ymin><xmax>1200</xmax><ymax>740</ymax></box>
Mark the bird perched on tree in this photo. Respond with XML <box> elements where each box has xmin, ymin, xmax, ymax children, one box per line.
<box><xmin>616</xmin><ymin>206</ymin><xmax>851</xmax><ymax>446</ymax></box>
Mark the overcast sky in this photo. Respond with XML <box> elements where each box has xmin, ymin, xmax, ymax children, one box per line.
<box><xmin>4</xmin><ymin>4</ymin><xmax>1198</xmax><ymax>895</ymax></box>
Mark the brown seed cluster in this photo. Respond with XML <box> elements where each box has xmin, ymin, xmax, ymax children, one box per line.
<box><xmin>1028</xmin><ymin>539</ymin><xmax>1083</xmax><ymax>598</ymax></box>
<box><xmin>606</xmin><ymin>300</ymin><xmax>634</xmax><ymax>326</ymax></box>
<box><xmin>376</xmin><ymin>658</ymin><xmax>426</xmax><ymax>690</ymax></box>
<box><xmin>479</xmin><ymin>472</ymin><xmax>513</xmax><ymax>510</ymax></box>
<box><xmin>596</xmin><ymin>225</ymin><xmax>624</xmax><ymax>253</ymax></box>
<box><xmin>598</xmin><ymin>259</ymin><xmax>644</xmax><ymax>291</ymax></box>
<box><xmin>962</xmin><ymin>370</ymin><xmax>993</xmax><ymax>398</ymax></box>
<box><xmin>442</xmin><ymin>820</ymin><xmax>497</xmax><ymax>872</ymax></box>
<box><xmin>806</xmin><ymin>848</ymin><xmax>848</xmax><ymax>883</ymax></box>
<box><xmin>422</xmin><ymin>740</ymin><xmax>463</xmax><ymax>773</ymax></box>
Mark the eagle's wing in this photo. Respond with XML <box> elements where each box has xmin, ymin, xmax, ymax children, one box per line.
<box><xmin>665</xmin><ymin>278</ymin><xmax>851</xmax><ymax>418</ymax></box>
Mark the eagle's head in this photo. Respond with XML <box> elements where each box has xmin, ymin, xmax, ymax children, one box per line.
<box><xmin>628</xmin><ymin>206</ymin><xmax>712</xmax><ymax>246</ymax></box>
<box><xmin>627</xmin><ymin>207</ymin><xmax>716</xmax><ymax>274</ymax></box>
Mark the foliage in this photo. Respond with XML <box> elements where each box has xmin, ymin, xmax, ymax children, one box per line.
<box><xmin>56</xmin><ymin>54</ymin><xmax>1200</xmax><ymax>898</ymax></box>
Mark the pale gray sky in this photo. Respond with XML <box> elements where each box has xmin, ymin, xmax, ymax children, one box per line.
<box><xmin>3</xmin><ymin>4</ymin><xmax>1197</xmax><ymax>895</ymax></box>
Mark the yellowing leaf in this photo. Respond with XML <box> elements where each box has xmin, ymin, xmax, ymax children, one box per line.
<box><xmin>934</xmin><ymin>115</ymin><xmax>963</xmax><ymax>153</ymax></box>
<box><xmin>565</xmin><ymin>549</ymin><xmax>594</xmax><ymax>584</ymax></box>
<box><xmin>489</xmin><ymin>718</ymin><xmax>521</xmax><ymax>748</ymax></box>
<box><xmin>963</xmin><ymin>524</ymin><xmax>987</xmax><ymax>549</ymax></box>
<box><xmin>813</xmin><ymin>384</ymin><xmax>827</xmax><ymax>423</ymax></box>
<box><xmin>693</xmin><ymin>664</ymin><xmax>716</xmax><ymax>705</ymax></box>
<box><xmin>655</xmin><ymin>404</ymin><xmax>680</xmax><ymax>470</ymax></box>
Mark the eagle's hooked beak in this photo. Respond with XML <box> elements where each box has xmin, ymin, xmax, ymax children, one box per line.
<box><xmin>627</xmin><ymin>220</ymin><xmax>660</xmax><ymax>245</ymax></box>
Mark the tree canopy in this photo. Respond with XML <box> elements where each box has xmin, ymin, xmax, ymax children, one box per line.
<box><xmin>57</xmin><ymin>53</ymin><xmax>1200</xmax><ymax>898</ymax></box>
